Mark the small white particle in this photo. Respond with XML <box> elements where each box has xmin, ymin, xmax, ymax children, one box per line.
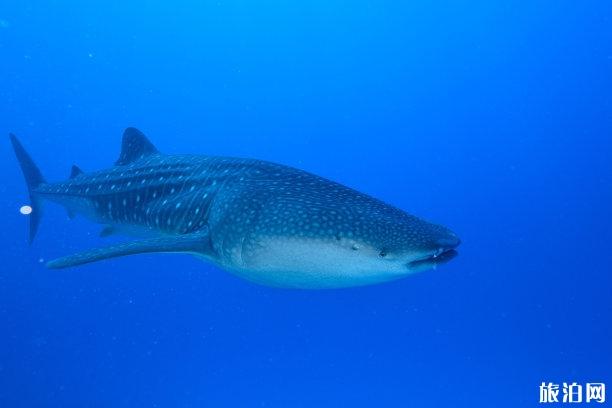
<box><xmin>19</xmin><ymin>205</ymin><xmax>33</xmax><ymax>215</ymax></box>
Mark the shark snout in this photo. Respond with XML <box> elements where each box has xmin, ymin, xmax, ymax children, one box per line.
<box><xmin>434</xmin><ymin>231</ymin><xmax>461</xmax><ymax>251</ymax></box>
<box><xmin>405</xmin><ymin>227</ymin><xmax>460</xmax><ymax>271</ymax></box>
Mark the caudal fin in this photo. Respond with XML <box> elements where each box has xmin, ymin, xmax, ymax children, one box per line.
<box><xmin>9</xmin><ymin>134</ymin><xmax>46</xmax><ymax>243</ymax></box>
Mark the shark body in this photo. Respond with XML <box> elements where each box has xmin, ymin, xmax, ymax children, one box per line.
<box><xmin>10</xmin><ymin>128</ymin><xmax>460</xmax><ymax>288</ymax></box>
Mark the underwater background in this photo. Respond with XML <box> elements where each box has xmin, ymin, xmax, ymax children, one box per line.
<box><xmin>1</xmin><ymin>1</ymin><xmax>611</xmax><ymax>406</ymax></box>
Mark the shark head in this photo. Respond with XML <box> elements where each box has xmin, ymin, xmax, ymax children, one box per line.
<box><xmin>338</xmin><ymin>220</ymin><xmax>460</xmax><ymax>276</ymax></box>
<box><xmin>223</xmin><ymin>190</ymin><xmax>461</xmax><ymax>289</ymax></box>
<box><xmin>306</xmin><ymin>215</ymin><xmax>460</xmax><ymax>281</ymax></box>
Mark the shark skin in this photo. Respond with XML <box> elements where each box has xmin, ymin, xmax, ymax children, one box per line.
<box><xmin>10</xmin><ymin>128</ymin><xmax>460</xmax><ymax>289</ymax></box>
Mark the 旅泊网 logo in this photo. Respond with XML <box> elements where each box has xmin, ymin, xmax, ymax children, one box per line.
<box><xmin>539</xmin><ymin>382</ymin><xmax>606</xmax><ymax>404</ymax></box>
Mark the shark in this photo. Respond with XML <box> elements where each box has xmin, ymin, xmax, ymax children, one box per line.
<box><xmin>10</xmin><ymin>128</ymin><xmax>460</xmax><ymax>288</ymax></box>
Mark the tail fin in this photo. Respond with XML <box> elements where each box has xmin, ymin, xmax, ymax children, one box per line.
<box><xmin>10</xmin><ymin>134</ymin><xmax>46</xmax><ymax>243</ymax></box>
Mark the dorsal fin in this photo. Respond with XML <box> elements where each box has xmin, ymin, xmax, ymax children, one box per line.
<box><xmin>70</xmin><ymin>164</ymin><xmax>83</xmax><ymax>179</ymax></box>
<box><xmin>115</xmin><ymin>127</ymin><xmax>159</xmax><ymax>166</ymax></box>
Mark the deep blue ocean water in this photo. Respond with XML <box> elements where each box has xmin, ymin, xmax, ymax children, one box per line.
<box><xmin>1</xmin><ymin>1</ymin><xmax>611</xmax><ymax>406</ymax></box>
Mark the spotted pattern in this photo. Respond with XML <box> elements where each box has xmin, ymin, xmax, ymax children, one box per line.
<box><xmin>35</xmin><ymin>130</ymin><xmax>457</xmax><ymax>279</ymax></box>
<box><xmin>36</xmin><ymin>155</ymin><xmax>225</xmax><ymax>235</ymax></box>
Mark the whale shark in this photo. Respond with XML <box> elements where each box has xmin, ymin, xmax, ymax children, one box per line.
<box><xmin>10</xmin><ymin>128</ymin><xmax>460</xmax><ymax>288</ymax></box>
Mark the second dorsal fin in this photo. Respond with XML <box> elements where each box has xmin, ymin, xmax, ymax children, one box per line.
<box><xmin>70</xmin><ymin>165</ymin><xmax>83</xmax><ymax>179</ymax></box>
<box><xmin>99</xmin><ymin>226</ymin><xmax>116</xmax><ymax>237</ymax></box>
<box><xmin>115</xmin><ymin>127</ymin><xmax>159</xmax><ymax>166</ymax></box>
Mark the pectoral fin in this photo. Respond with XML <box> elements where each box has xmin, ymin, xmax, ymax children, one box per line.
<box><xmin>46</xmin><ymin>232</ymin><xmax>211</xmax><ymax>269</ymax></box>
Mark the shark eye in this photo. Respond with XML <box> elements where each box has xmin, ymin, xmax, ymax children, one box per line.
<box><xmin>379</xmin><ymin>250</ymin><xmax>387</xmax><ymax>258</ymax></box>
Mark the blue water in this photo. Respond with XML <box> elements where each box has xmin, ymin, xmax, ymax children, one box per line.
<box><xmin>1</xmin><ymin>1</ymin><xmax>611</xmax><ymax>406</ymax></box>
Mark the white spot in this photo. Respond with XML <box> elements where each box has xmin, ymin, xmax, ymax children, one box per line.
<box><xmin>19</xmin><ymin>205</ymin><xmax>33</xmax><ymax>215</ymax></box>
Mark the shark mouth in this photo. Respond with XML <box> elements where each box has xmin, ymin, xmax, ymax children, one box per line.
<box><xmin>407</xmin><ymin>248</ymin><xmax>458</xmax><ymax>269</ymax></box>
